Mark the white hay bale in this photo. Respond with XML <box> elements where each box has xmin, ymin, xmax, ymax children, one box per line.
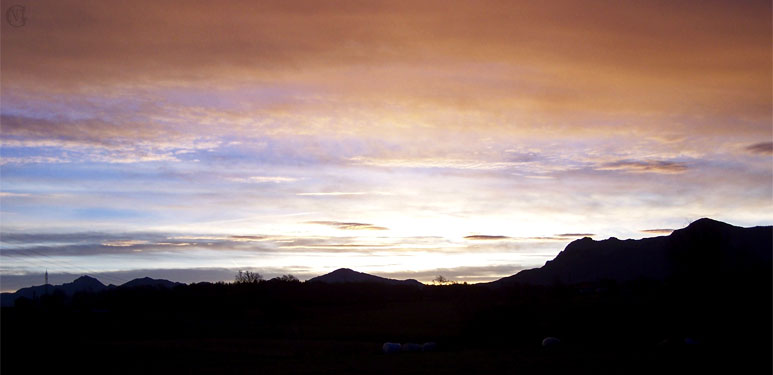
<box><xmin>542</xmin><ymin>337</ymin><xmax>561</xmax><ymax>347</ymax></box>
<box><xmin>382</xmin><ymin>342</ymin><xmax>401</xmax><ymax>354</ymax></box>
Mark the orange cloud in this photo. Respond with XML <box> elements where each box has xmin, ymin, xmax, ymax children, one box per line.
<box><xmin>1</xmin><ymin>0</ymin><xmax>769</xmax><ymax>141</ymax></box>
<box><xmin>597</xmin><ymin>160</ymin><xmax>688</xmax><ymax>174</ymax></box>
<box><xmin>641</xmin><ymin>229</ymin><xmax>674</xmax><ymax>235</ymax></box>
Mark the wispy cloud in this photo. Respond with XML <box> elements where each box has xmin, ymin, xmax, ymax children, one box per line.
<box><xmin>296</xmin><ymin>192</ymin><xmax>392</xmax><ymax>196</ymax></box>
<box><xmin>305</xmin><ymin>221</ymin><xmax>388</xmax><ymax>231</ymax></box>
<box><xmin>101</xmin><ymin>240</ymin><xmax>150</xmax><ymax>247</ymax></box>
<box><xmin>522</xmin><ymin>236</ymin><xmax>581</xmax><ymax>242</ymax></box>
<box><xmin>349</xmin><ymin>156</ymin><xmax>521</xmax><ymax>170</ymax></box>
<box><xmin>0</xmin><ymin>192</ymin><xmax>32</xmax><ymax>197</ymax></box>
<box><xmin>641</xmin><ymin>228</ymin><xmax>675</xmax><ymax>235</ymax></box>
<box><xmin>0</xmin><ymin>156</ymin><xmax>71</xmax><ymax>165</ymax></box>
<box><xmin>746</xmin><ymin>142</ymin><xmax>773</xmax><ymax>155</ymax></box>
<box><xmin>597</xmin><ymin>160</ymin><xmax>688</xmax><ymax>174</ymax></box>
<box><xmin>0</xmin><ymin>114</ymin><xmax>218</xmax><ymax>165</ymax></box>
<box><xmin>227</xmin><ymin>176</ymin><xmax>298</xmax><ymax>183</ymax></box>
<box><xmin>464</xmin><ymin>235</ymin><xmax>510</xmax><ymax>240</ymax></box>
<box><xmin>228</xmin><ymin>235</ymin><xmax>269</xmax><ymax>241</ymax></box>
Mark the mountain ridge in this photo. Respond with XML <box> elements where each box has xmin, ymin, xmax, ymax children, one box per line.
<box><xmin>491</xmin><ymin>218</ymin><xmax>772</xmax><ymax>286</ymax></box>
<box><xmin>0</xmin><ymin>276</ymin><xmax>183</xmax><ymax>307</ymax></box>
<box><xmin>307</xmin><ymin>268</ymin><xmax>424</xmax><ymax>286</ymax></box>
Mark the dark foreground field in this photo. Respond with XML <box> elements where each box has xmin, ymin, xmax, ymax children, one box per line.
<box><xmin>2</xmin><ymin>277</ymin><xmax>770</xmax><ymax>374</ymax></box>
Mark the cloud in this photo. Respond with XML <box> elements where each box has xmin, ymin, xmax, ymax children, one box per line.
<box><xmin>228</xmin><ymin>235</ymin><xmax>268</xmax><ymax>241</ymax></box>
<box><xmin>745</xmin><ymin>142</ymin><xmax>773</xmax><ymax>155</ymax></box>
<box><xmin>0</xmin><ymin>114</ymin><xmax>157</xmax><ymax>143</ymax></box>
<box><xmin>1</xmin><ymin>231</ymin><xmax>480</xmax><ymax>259</ymax></box>
<box><xmin>305</xmin><ymin>221</ymin><xmax>388</xmax><ymax>231</ymax></box>
<box><xmin>349</xmin><ymin>156</ymin><xmax>521</xmax><ymax>170</ymax></box>
<box><xmin>0</xmin><ymin>153</ymin><xmax>179</xmax><ymax>165</ymax></box>
<box><xmin>523</xmin><ymin>237</ymin><xmax>566</xmax><ymax>241</ymax></box>
<box><xmin>0</xmin><ymin>232</ymin><xmax>165</xmax><ymax>245</ymax></box>
<box><xmin>101</xmin><ymin>240</ymin><xmax>150</xmax><ymax>247</ymax></box>
<box><xmin>597</xmin><ymin>160</ymin><xmax>688</xmax><ymax>174</ymax></box>
<box><xmin>227</xmin><ymin>176</ymin><xmax>298</xmax><ymax>183</ymax></box>
<box><xmin>3</xmin><ymin>0</ymin><xmax>768</xmax><ymax>140</ymax></box>
<box><xmin>555</xmin><ymin>233</ymin><xmax>595</xmax><ymax>238</ymax></box>
<box><xmin>464</xmin><ymin>235</ymin><xmax>510</xmax><ymax>240</ymax></box>
<box><xmin>0</xmin><ymin>114</ymin><xmax>220</xmax><ymax>164</ymax></box>
<box><xmin>0</xmin><ymin>156</ymin><xmax>71</xmax><ymax>165</ymax></box>
<box><xmin>0</xmin><ymin>231</ymin><xmax>250</xmax><ymax>257</ymax></box>
<box><xmin>0</xmin><ymin>230</ymin><xmax>560</xmax><ymax>265</ymax></box>
<box><xmin>641</xmin><ymin>229</ymin><xmax>675</xmax><ymax>235</ymax></box>
<box><xmin>296</xmin><ymin>192</ymin><xmax>392</xmax><ymax>196</ymax></box>
<box><xmin>0</xmin><ymin>192</ymin><xmax>32</xmax><ymax>197</ymax></box>
<box><xmin>296</xmin><ymin>192</ymin><xmax>367</xmax><ymax>196</ymax></box>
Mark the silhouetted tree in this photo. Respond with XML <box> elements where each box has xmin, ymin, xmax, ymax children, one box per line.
<box><xmin>433</xmin><ymin>275</ymin><xmax>449</xmax><ymax>285</ymax></box>
<box><xmin>234</xmin><ymin>270</ymin><xmax>263</xmax><ymax>284</ymax></box>
<box><xmin>274</xmin><ymin>274</ymin><xmax>299</xmax><ymax>283</ymax></box>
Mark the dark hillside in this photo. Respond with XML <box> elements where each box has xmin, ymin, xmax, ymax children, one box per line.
<box><xmin>494</xmin><ymin>218</ymin><xmax>771</xmax><ymax>286</ymax></box>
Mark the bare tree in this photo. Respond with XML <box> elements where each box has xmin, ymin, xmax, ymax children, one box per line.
<box><xmin>234</xmin><ymin>270</ymin><xmax>263</xmax><ymax>284</ymax></box>
<box><xmin>433</xmin><ymin>275</ymin><xmax>449</xmax><ymax>285</ymax></box>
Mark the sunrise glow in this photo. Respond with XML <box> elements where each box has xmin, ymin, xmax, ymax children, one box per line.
<box><xmin>1</xmin><ymin>0</ymin><xmax>771</xmax><ymax>291</ymax></box>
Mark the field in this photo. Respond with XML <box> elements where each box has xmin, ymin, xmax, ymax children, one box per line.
<box><xmin>2</xmin><ymin>279</ymin><xmax>770</xmax><ymax>374</ymax></box>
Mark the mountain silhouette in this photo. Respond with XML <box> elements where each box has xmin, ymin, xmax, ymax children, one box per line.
<box><xmin>0</xmin><ymin>276</ymin><xmax>183</xmax><ymax>307</ymax></box>
<box><xmin>0</xmin><ymin>275</ymin><xmax>107</xmax><ymax>306</ymax></box>
<box><xmin>492</xmin><ymin>218</ymin><xmax>772</xmax><ymax>286</ymax></box>
<box><xmin>119</xmin><ymin>277</ymin><xmax>183</xmax><ymax>289</ymax></box>
<box><xmin>58</xmin><ymin>275</ymin><xmax>108</xmax><ymax>295</ymax></box>
<box><xmin>308</xmin><ymin>268</ymin><xmax>424</xmax><ymax>286</ymax></box>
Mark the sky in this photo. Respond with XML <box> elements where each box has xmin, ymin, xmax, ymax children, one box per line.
<box><xmin>1</xmin><ymin>0</ymin><xmax>771</xmax><ymax>291</ymax></box>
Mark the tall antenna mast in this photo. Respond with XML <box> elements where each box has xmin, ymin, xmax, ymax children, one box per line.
<box><xmin>45</xmin><ymin>269</ymin><xmax>48</xmax><ymax>285</ymax></box>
